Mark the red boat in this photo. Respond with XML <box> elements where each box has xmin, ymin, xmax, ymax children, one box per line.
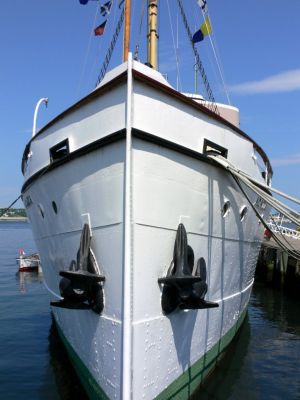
<box><xmin>16</xmin><ymin>249</ymin><xmax>41</xmax><ymax>272</ymax></box>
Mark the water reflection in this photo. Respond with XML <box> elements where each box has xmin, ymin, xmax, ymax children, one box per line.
<box><xmin>12</xmin><ymin>265</ymin><xmax>300</xmax><ymax>399</ymax></box>
<box><xmin>192</xmin><ymin>283</ymin><xmax>300</xmax><ymax>400</ymax></box>
<box><xmin>16</xmin><ymin>270</ymin><xmax>43</xmax><ymax>294</ymax></box>
<box><xmin>251</xmin><ymin>283</ymin><xmax>300</xmax><ymax>337</ymax></box>
<box><xmin>14</xmin><ymin>268</ymin><xmax>88</xmax><ymax>399</ymax></box>
<box><xmin>47</xmin><ymin>317</ymin><xmax>88</xmax><ymax>400</ymax></box>
<box><xmin>191</xmin><ymin>315</ymin><xmax>251</xmax><ymax>399</ymax></box>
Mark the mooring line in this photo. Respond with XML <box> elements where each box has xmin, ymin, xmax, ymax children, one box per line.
<box><xmin>0</xmin><ymin>195</ymin><xmax>22</xmax><ymax>218</ymax></box>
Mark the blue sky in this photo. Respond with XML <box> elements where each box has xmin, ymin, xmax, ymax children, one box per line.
<box><xmin>0</xmin><ymin>0</ymin><xmax>300</xmax><ymax>208</ymax></box>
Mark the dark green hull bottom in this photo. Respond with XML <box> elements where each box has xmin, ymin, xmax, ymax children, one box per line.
<box><xmin>55</xmin><ymin>309</ymin><xmax>247</xmax><ymax>400</ymax></box>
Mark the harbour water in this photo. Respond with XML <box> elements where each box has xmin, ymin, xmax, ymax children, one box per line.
<box><xmin>0</xmin><ymin>221</ymin><xmax>299</xmax><ymax>399</ymax></box>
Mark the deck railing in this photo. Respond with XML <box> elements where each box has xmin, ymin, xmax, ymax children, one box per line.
<box><xmin>267</xmin><ymin>223</ymin><xmax>300</xmax><ymax>240</ymax></box>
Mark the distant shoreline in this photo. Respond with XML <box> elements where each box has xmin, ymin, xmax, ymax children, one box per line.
<box><xmin>0</xmin><ymin>217</ymin><xmax>28</xmax><ymax>222</ymax></box>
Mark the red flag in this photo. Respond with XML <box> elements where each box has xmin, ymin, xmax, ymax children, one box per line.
<box><xmin>94</xmin><ymin>20</ymin><xmax>107</xmax><ymax>36</ymax></box>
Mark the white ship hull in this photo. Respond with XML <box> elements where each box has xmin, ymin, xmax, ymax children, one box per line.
<box><xmin>22</xmin><ymin>59</ymin><xmax>271</xmax><ymax>399</ymax></box>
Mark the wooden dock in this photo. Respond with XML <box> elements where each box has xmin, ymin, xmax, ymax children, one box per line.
<box><xmin>257</xmin><ymin>233</ymin><xmax>300</xmax><ymax>298</ymax></box>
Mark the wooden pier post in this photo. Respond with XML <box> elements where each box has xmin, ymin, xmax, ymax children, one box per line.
<box><xmin>256</xmin><ymin>234</ymin><xmax>300</xmax><ymax>299</ymax></box>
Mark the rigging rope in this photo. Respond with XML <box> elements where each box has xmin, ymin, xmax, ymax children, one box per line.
<box><xmin>232</xmin><ymin>174</ymin><xmax>300</xmax><ymax>260</ymax></box>
<box><xmin>133</xmin><ymin>0</ymin><xmax>147</xmax><ymax>61</ymax></box>
<box><xmin>209</xmin><ymin>155</ymin><xmax>300</xmax><ymax>225</ymax></box>
<box><xmin>89</xmin><ymin>0</ymin><xmax>118</xmax><ymax>87</ymax></box>
<box><xmin>76</xmin><ymin>2</ymin><xmax>100</xmax><ymax>98</ymax></box>
<box><xmin>166</xmin><ymin>0</ymin><xmax>182</xmax><ymax>91</ymax></box>
<box><xmin>198</xmin><ymin>3</ymin><xmax>231</xmax><ymax>105</ymax></box>
<box><xmin>95</xmin><ymin>7</ymin><xmax>125</xmax><ymax>87</ymax></box>
<box><xmin>207</xmin><ymin>153</ymin><xmax>300</xmax><ymax>259</ymax></box>
<box><xmin>206</xmin><ymin>31</ymin><xmax>231</xmax><ymax>106</ymax></box>
<box><xmin>0</xmin><ymin>195</ymin><xmax>22</xmax><ymax>219</ymax></box>
<box><xmin>177</xmin><ymin>0</ymin><xmax>219</xmax><ymax>115</ymax></box>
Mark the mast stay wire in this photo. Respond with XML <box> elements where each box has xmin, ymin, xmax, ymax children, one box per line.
<box><xmin>190</xmin><ymin>2</ymin><xmax>219</xmax><ymax>98</ymax></box>
<box><xmin>199</xmin><ymin>5</ymin><xmax>231</xmax><ymax>105</ymax></box>
<box><xmin>176</xmin><ymin>0</ymin><xmax>219</xmax><ymax>115</ymax></box>
<box><xmin>133</xmin><ymin>0</ymin><xmax>147</xmax><ymax>61</ymax></box>
<box><xmin>76</xmin><ymin>2</ymin><xmax>101</xmax><ymax>99</ymax></box>
<box><xmin>90</xmin><ymin>0</ymin><xmax>118</xmax><ymax>86</ymax></box>
<box><xmin>166</xmin><ymin>0</ymin><xmax>182</xmax><ymax>92</ymax></box>
<box><xmin>95</xmin><ymin>6</ymin><xmax>125</xmax><ymax>86</ymax></box>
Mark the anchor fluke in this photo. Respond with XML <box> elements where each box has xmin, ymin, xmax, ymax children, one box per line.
<box><xmin>52</xmin><ymin>224</ymin><xmax>105</xmax><ymax>314</ymax></box>
<box><xmin>158</xmin><ymin>223</ymin><xmax>219</xmax><ymax>314</ymax></box>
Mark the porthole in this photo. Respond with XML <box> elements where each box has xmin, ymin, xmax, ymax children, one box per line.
<box><xmin>37</xmin><ymin>204</ymin><xmax>45</xmax><ymax>219</ymax></box>
<box><xmin>52</xmin><ymin>201</ymin><xmax>58</xmax><ymax>214</ymax></box>
<box><xmin>240</xmin><ymin>206</ymin><xmax>248</xmax><ymax>221</ymax></box>
<box><xmin>222</xmin><ymin>201</ymin><xmax>231</xmax><ymax>218</ymax></box>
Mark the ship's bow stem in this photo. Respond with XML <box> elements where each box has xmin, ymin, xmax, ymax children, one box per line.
<box><xmin>122</xmin><ymin>52</ymin><xmax>134</xmax><ymax>399</ymax></box>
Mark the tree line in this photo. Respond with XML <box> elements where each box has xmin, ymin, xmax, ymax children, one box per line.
<box><xmin>0</xmin><ymin>208</ymin><xmax>27</xmax><ymax>217</ymax></box>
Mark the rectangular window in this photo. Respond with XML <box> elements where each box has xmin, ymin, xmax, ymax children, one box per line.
<box><xmin>203</xmin><ymin>139</ymin><xmax>228</xmax><ymax>158</ymax></box>
<box><xmin>50</xmin><ymin>139</ymin><xmax>69</xmax><ymax>163</ymax></box>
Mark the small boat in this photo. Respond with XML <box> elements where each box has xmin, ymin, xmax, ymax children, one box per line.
<box><xmin>16</xmin><ymin>249</ymin><xmax>41</xmax><ymax>272</ymax></box>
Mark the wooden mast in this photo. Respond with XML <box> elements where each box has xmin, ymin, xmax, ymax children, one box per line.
<box><xmin>123</xmin><ymin>0</ymin><xmax>131</xmax><ymax>62</ymax></box>
<box><xmin>147</xmin><ymin>0</ymin><xmax>158</xmax><ymax>70</ymax></box>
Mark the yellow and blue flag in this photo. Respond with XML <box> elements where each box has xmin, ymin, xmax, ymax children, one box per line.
<box><xmin>192</xmin><ymin>16</ymin><xmax>212</xmax><ymax>43</ymax></box>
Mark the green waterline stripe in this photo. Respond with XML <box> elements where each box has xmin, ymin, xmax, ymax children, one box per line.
<box><xmin>55</xmin><ymin>322</ymin><xmax>109</xmax><ymax>400</ymax></box>
<box><xmin>55</xmin><ymin>310</ymin><xmax>247</xmax><ymax>400</ymax></box>
<box><xmin>155</xmin><ymin>309</ymin><xmax>247</xmax><ymax>400</ymax></box>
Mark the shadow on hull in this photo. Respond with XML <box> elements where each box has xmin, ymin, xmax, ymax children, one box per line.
<box><xmin>48</xmin><ymin>316</ymin><xmax>88</xmax><ymax>400</ymax></box>
<box><xmin>191</xmin><ymin>313</ymin><xmax>251</xmax><ymax>399</ymax></box>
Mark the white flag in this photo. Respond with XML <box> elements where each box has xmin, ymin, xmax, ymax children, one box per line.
<box><xmin>197</xmin><ymin>0</ymin><xmax>207</xmax><ymax>11</ymax></box>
